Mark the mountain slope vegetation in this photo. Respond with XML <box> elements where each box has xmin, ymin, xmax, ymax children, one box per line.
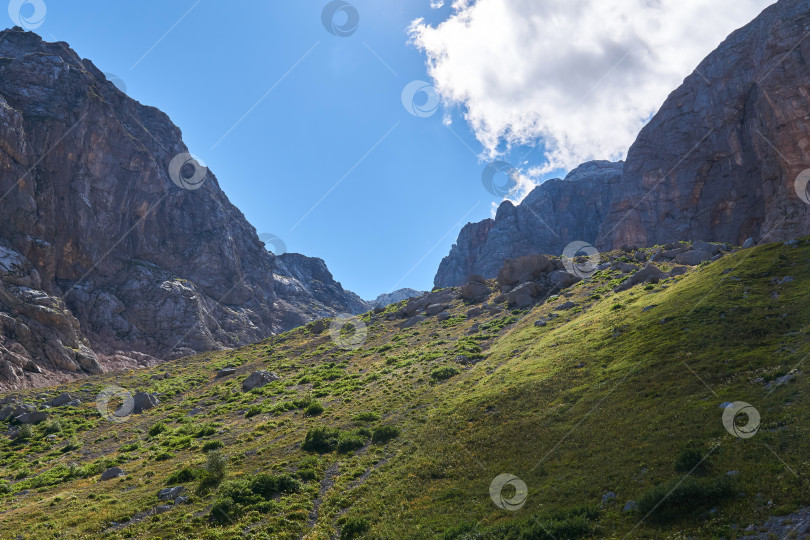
<box><xmin>0</xmin><ymin>238</ymin><xmax>808</xmax><ymax>539</ymax></box>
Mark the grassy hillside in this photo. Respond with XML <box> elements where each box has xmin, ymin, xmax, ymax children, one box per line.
<box><xmin>0</xmin><ymin>238</ymin><xmax>808</xmax><ymax>539</ymax></box>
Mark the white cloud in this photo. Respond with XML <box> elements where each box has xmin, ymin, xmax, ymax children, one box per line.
<box><xmin>430</xmin><ymin>0</ymin><xmax>445</xmax><ymax>9</ymax></box>
<box><xmin>410</xmin><ymin>0</ymin><xmax>775</xmax><ymax>176</ymax></box>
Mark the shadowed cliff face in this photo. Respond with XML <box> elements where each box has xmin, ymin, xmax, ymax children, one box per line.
<box><xmin>435</xmin><ymin>0</ymin><xmax>810</xmax><ymax>289</ymax></box>
<box><xmin>0</xmin><ymin>28</ymin><xmax>367</xmax><ymax>389</ymax></box>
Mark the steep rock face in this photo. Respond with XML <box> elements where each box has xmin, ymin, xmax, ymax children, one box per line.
<box><xmin>435</xmin><ymin>0</ymin><xmax>810</xmax><ymax>287</ymax></box>
<box><xmin>372</xmin><ymin>288</ymin><xmax>425</xmax><ymax>308</ymax></box>
<box><xmin>273</xmin><ymin>253</ymin><xmax>370</xmax><ymax>323</ymax></box>
<box><xmin>0</xmin><ymin>28</ymin><xmax>366</xmax><ymax>389</ymax></box>
<box><xmin>434</xmin><ymin>161</ymin><xmax>621</xmax><ymax>287</ymax></box>
<box><xmin>598</xmin><ymin>0</ymin><xmax>810</xmax><ymax>248</ymax></box>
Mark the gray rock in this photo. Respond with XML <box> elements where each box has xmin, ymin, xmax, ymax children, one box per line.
<box><xmin>507</xmin><ymin>282</ymin><xmax>541</xmax><ymax>309</ymax></box>
<box><xmin>154</xmin><ymin>505</ymin><xmax>172</xmax><ymax>514</ymax></box>
<box><xmin>425</xmin><ymin>304</ymin><xmax>450</xmax><ymax>316</ymax></box>
<box><xmin>132</xmin><ymin>392</ymin><xmax>159</xmax><ymax>414</ymax></box>
<box><xmin>615</xmin><ymin>265</ymin><xmax>666</xmax><ymax>292</ymax></box>
<box><xmin>466</xmin><ymin>307</ymin><xmax>484</xmax><ymax>318</ymax></box>
<box><xmin>534</xmin><ymin>319</ymin><xmax>547</xmax><ymax>327</ymax></box>
<box><xmin>461</xmin><ymin>280</ymin><xmax>491</xmax><ymax>303</ymax></box>
<box><xmin>399</xmin><ymin>315</ymin><xmax>425</xmax><ymax>329</ymax></box>
<box><xmin>0</xmin><ymin>403</ymin><xmax>35</xmax><ymax>421</ymax></box>
<box><xmin>623</xmin><ymin>500</ymin><xmax>638</xmax><ymax>512</ymax></box>
<box><xmin>15</xmin><ymin>410</ymin><xmax>48</xmax><ymax>424</ymax></box>
<box><xmin>215</xmin><ymin>367</ymin><xmax>236</xmax><ymax>378</ymax></box>
<box><xmin>602</xmin><ymin>491</ymin><xmax>617</xmax><ymax>504</ymax></box>
<box><xmin>242</xmin><ymin>371</ymin><xmax>281</xmax><ymax>391</ymax></box>
<box><xmin>158</xmin><ymin>486</ymin><xmax>185</xmax><ymax>501</ymax></box>
<box><xmin>175</xmin><ymin>495</ymin><xmax>189</xmax><ymax>504</ymax></box>
<box><xmin>674</xmin><ymin>249</ymin><xmax>714</xmax><ymax>266</ymax></box>
<box><xmin>50</xmin><ymin>392</ymin><xmax>74</xmax><ymax>407</ymax></box>
<box><xmin>437</xmin><ymin>312</ymin><xmax>451</xmax><ymax>322</ymax></box>
<box><xmin>742</xmin><ymin>238</ymin><xmax>756</xmax><ymax>249</ymax></box>
<box><xmin>554</xmin><ymin>301</ymin><xmax>577</xmax><ymax>311</ymax></box>
<box><xmin>372</xmin><ymin>288</ymin><xmax>424</xmax><ymax>308</ymax></box>
<box><xmin>100</xmin><ymin>467</ymin><xmax>125</xmax><ymax>480</ymax></box>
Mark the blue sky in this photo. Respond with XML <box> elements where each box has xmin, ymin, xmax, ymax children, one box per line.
<box><xmin>20</xmin><ymin>0</ymin><xmax>541</xmax><ymax>300</ymax></box>
<box><xmin>12</xmin><ymin>0</ymin><xmax>772</xmax><ymax>300</ymax></box>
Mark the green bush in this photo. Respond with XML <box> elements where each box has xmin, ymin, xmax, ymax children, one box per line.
<box><xmin>674</xmin><ymin>446</ymin><xmax>708</xmax><ymax>474</ymax></box>
<box><xmin>0</xmin><ymin>480</ymin><xmax>10</xmax><ymax>494</ymax></box>
<box><xmin>352</xmin><ymin>412</ymin><xmax>380</xmax><ymax>423</ymax></box>
<box><xmin>371</xmin><ymin>426</ymin><xmax>400</xmax><ymax>444</ymax></box>
<box><xmin>202</xmin><ymin>440</ymin><xmax>224</xmax><ymax>452</ymax></box>
<box><xmin>198</xmin><ymin>451</ymin><xmax>228</xmax><ymax>493</ymax></box>
<box><xmin>166</xmin><ymin>467</ymin><xmax>199</xmax><ymax>485</ymax></box>
<box><xmin>304</xmin><ymin>401</ymin><xmax>325</xmax><ymax>417</ymax></box>
<box><xmin>340</xmin><ymin>517</ymin><xmax>369</xmax><ymax>539</ymax></box>
<box><xmin>302</xmin><ymin>427</ymin><xmax>340</xmax><ymax>454</ymax></box>
<box><xmin>148</xmin><ymin>422</ymin><xmax>167</xmax><ymax>437</ymax></box>
<box><xmin>16</xmin><ymin>424</ymin><xmax>33</xmax><ymax>441</ymax></box>
<box><xmin>337</xmin><ymin>431</ymin><xmax>368</xmax><ymax>454</ymax></box>
<box><xmin>442</xmin><ymin>506</ymin><xmax>597</xmax><ymax>539</ymax></box>
<box><xmin>209</xmin><ymin>474</ymin><xmax>299</xmax><ymax>524</ymax></box>
<box><xmin>431</xmin><ymin>366</ymin><xmax>460</xmax><ymax>382</ymax></box>
<box><xmin>44</xmin><ymin>418</ymin><xmax>63</xmax><ymax>434</ymax></box>
<box><xmin>637</xmin><ymin>476</ymin><xmax>734</xmax><ymax>523</ymax></box>
<box><xmin>195</xmin><ymin>424</ymin><xmax>218</xmax><ymax>437</ymax></box>
<box><xmin>244</xmin><ymin>405</ymin><xmax>264</xmax><ymax>418</ymax></box>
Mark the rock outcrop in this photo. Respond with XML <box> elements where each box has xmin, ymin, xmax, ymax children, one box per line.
<box><xmin>0</xmin><ymin>28</ymin><xmax>367</xmax><ymax>389</ymax></box>
<box><xmin>435</xmin><ymin>0</ymin><xmax>810</xmax><ymax>288</ymax></box>
<box><xmin>372</xmin><ymin>288</ymin><xmax>425</xmax><ymax>308</ymax></box>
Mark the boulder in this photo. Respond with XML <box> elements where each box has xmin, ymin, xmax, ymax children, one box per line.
<box><xmin>15</xmin><ymin>410</ymin><xmax>48</xmax><ymax>424</ymax></box>
<box><xmin>507</xmin><ymin>282</ymin><xmax>541</xmax><ymax>308</ymax></box>
<box><xmin>554</xmin><ymin>301</ymin><xmax>577</xmax><ymax>311</ymax></box>
<box><xmin>399</xmin><ymin>315</ymin><xmax>425</xmax><ymax>329</ymax></box>
<box><xmin>674</xmin><ymin>249</ymin><xmax>713</xmax><ymax>266</ymax></box>
<box><xmin>100</xmin><ymin>467</ymin><xmax>125</xmax><ymax>480</ymax></box>
<box><xmin>215</xmin><ymin>367</ymin><xmax>236</xmax><ymax>378</ymax></box>
<box><xmin>50</xmin><ymin>392</ymin><xmax>74</xmax><ymax>407</ymax></box>
<box><xmin>0</xmin><ymin>403</ymin><xmax>35</xmax><ymax>421</ymax></box>
<box><xmin>497</xmin><ymin>254</ymin><xmax>554</xmax><ymax>287</ymax></box>
<box><xmin>461</xmin><ymin>280</ymin><xmax>491</xmax><ymax>303</ymax></box>
<box><xmin>742</xmin><ymin>238</ymin><xmax>756</xmax><ymax>249</ymax></box>
<box><xmin>534</xmin><ymin>319</ymin><xmax>547</xmax><ymax>327</ymax></box>
<box><xmin>158</xmin><ymin>486</ymin><xmax>185</xmax><ymax>501</ymax></box>
<box><xmin>615</xmin><ymin>265</ymin><xmax>666</xmax><ymax>292</ymax></box>
<box><xmin>132</xmin><ymin>392</ymin><xmax>160</xmax><ymax>414</ymax></box>
<box><xmin>466</xmin><ymin>307</ymin><xmax>484</xmax><ymax>318</ymax></box>
<box><xmin>425</xmin><ymin>304</ymin><xmax>450</xmax><ymax>316</ymax></box>
<box><xmin>242</xmin><ymin>370</ymin><xmax>280</xmax><ymax>391</ymax></box>
<box><xmin>310</xmin><ymin>319</ymin><xmax>328</xmax><ymax>334</ymax></box>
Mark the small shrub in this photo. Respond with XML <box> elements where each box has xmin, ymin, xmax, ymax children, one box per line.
<box><xmin>244</xmin><ymin>405</ymin><xmax>264</xmax><ymax>418</ymax></box>
<box><xmin>195</xmin><ymin>424</ymin><xmax>218</xmax><ymax>437</ymax></box>
<box><xmin>0</xmin><ymin>480</ymin><xmax>11</xmax><ymax>494</ymax></box>
<box><xmin>202</xmin><ymin>440</ymin><xmax>224</xmax><ymax>452</ymax></box>
<box><xmin>340</xmin><ymin>517</ymin><xmax>370</xmax><ymax>539</ymax></box>
<box><xmin>297</xmin><ymin>469</ymin><xmax>318</xmax><ymax>481</ymax></box>
<box><xmin>148</xmin><ymin>422</ymin><xmax>167</xmax><ymax>437</ymax></box>
<box><xmin>62</xmin><ymin>435</ymin><xmax>81</xmax><ymax>452</ymax></box>
<box><xmin>16</xmin><ymin>424</ymin><xmax>33</xmax><ymax>441</ymax></box>
<box><xmin>44</xmin><ymin>418</ymin><xmax>63</xmax><ymax>434</ymax></box>
<box><xmin>166</xmin><ymin>467</ymin><xmax>199</xmax><ymax>485</ymax></box>
<box><xmin>352</xmin><ymin>412</ymin><xmax>380</xmax><ymax>423</ymax></box>
<box><xmin>371</xmin><ymin>426</ymin><xmax>400</xmax><ymax>444</ymax></box>
<box><xmin>304</xmin><ymin>401</ymin><xmax>324</xmax><ymax>417</ymax></box>
<box><xmin>302</xmin><ymin>427</ymin><xmax>340</xmax><ymax>454</ymax></box>
<box><xmin>337</xmin><ymin>431</ymin><xmax>369</xmax><ymax>454</ymax></box>
<box><xmin>431</xmin><ymin>366</ymin><xmax>460</xmax><ymax>382</ymax></box>
<box><xmin>674</xmin><ymin>446</ymin><xmax>708</xmax><ymax>474</ymax></box>
<box><xmin>637</xmin><ymin>476</ymin><xmax>734</xmax><ymax>523</ymax></box>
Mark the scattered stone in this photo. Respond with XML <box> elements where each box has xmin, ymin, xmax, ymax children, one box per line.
<box><xmin>154</xmin><ymin>505</ymin><xmax>172</xmax><ymax>514</ymax></box>
<box><xmin>497</xmin><ymin>254</ymin><xmax>554</xmax><ymax>287</ymax></box>
<box><xmin>623</xmin><ymin>501</ymin><xmax>638</xmax><ymax>512</ymax></box>
<box><xmin>15</xmin><ymin>410</ymin><xmax>48</xmax><ymax>424</ymax></box>
<box><xmin>466</xmin><ymin>307</ymin><xmax>484</xmax><ymax>318</ymax></box>
<box><xmin>719</xmin><ymin>402</ymin><xmax>732</xmax><ymax>409</ymax></box>
<box><xmin>100</xmin><ymin>467</ymin><xmax>125</xmax><ymax>480</ymax></box>
<box><xmin>615</xmin><ymin>265</ymin><xmax>665</xmax><ymax>292</ymax></box>
<box><xmin>641</xmin><ymin>305</ymin><xmax>658</xmax><ymax>312</ymax></box>
<box><xmin>132</xmin><ymin>392</ymin><xmax>160</xmax><ymax>414</ymax></box>
<box><xmin>742</xmin><ymin>238</ymin><xmax>756</xmax><ymax>249</ymax></box>
<box><xmin>554</xmin><ymin>301</ymin><xmax>577</xmax><ymax>311</ymax></box>
<box><xmin>176</xmin><ymin>496</ymin><xmax>189</xmax><ymax>504</ymax></box>
<box><xmin>602</xmin><ymin>492</ymin><xmax>617</xmax><ymax>504</ymax></box>
<box><xmin>534</xmin><ymin>319</ymin><xmax>547</xmax><ymax>327</ymax></box>
<box><xmin>437</xmin><ymin>312</ymin><xmax>451</xmax><ymax>322</ymax></box>
<box><xmin>242</xmin><ymin>371</ymin><xmax>281</xmax><ymax>391</ymax></box>
<box><xmin>399</xmin><ymin>315</ymin><xmax>425</xmax><ymax>329</ymax></box>
<box><xmin>675</xmin><ymin>249</ymin><xmax>714</xmax><ymax>266</ymax></box>
<box><xmin>727</xmin><ymin>470</ymin><xmax>740</xmax><ymax>477</ymax></box>
<box><xmin>0</xmin><ymin>403</ymin><xmax>35</xmax><ymax>421</ymax></box>
<box><xmin>425</xmin><ymin>304</ymin><xmax>450</xmax><ymax>316</ymax></box>
<box><xmin>574</xmin><ymin>362</ymin><xmax>585</xmax><ymax>369</ymax></box>
<box><xmin>50</xmin><ymin>393</ymin><xmax>74</xmax><ymax>407</ymax></box>
<box><xmin>784</xmin><ymin>239</ymin><xmax>799</xmax><ymax>247</ymax></box>
<box><xmin>215</xmin><ymin>367</ymin><xmax>236</xmax><ymax>378</ymax></box>
<box><xmin>507</xmin><ymin>282</ymin><xmax>541</xmax><ymax>308</ymax></box>
<box><xmin>158</xmin><ymin>486</ymin><xmax>185</xmax><ymax>501</ymax></box>
<box><xmin>765</xmin><ymin>373</ymin><xmax>796</xmax><ymax>389</ymax></box>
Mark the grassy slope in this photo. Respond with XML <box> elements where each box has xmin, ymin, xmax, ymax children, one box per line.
<box><xmin>0</xmin><ymin>239</ymin><xmax>808</xmax><ymax>539</ymax></box>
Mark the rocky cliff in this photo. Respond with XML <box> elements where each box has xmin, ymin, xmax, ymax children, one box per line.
<box><xmin>372</xmin><ymin>288</ymin><xmax>425</xmax><ymax>308</ymax></box>
<box><xmin>0</xmin><ymin>28</ymin><xmax>367</xmax><ymax>389</ymax></box>
<box><xmin>435</xmin><ymin>0</ymin><xmax>810</xmax><ymax>288</ymax></box>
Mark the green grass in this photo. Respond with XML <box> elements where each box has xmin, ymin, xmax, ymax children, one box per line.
<box><xmin>0</xmin><ymin>239</ymin><xmax>808</xmax><ymax>538</ymax></box>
